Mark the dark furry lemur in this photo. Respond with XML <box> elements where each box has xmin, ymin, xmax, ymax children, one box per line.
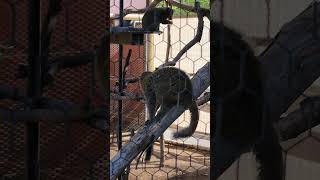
<box><xmin>213</xmin><ymin>22</ymin><xmax>283</xmax><ymax>180</ymax></box>
<box><xmin>140</xmin><ymin>67</ymin><xmax>199</xmax><ymax>161</ymax></box>
<box><xmin>142</xmin><ymin>7</ymin><xmax>173</xmax><ymax>32</ymax></box>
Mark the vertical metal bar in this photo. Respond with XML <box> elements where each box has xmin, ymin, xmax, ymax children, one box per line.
<box><xmin>117</xmin><ymin>0</ymin><xmax>124</xmax><ymax>151</ymax></box>
<box><xmin>9</xmin><ymin>3</ymin><xmax>16</xmax><ymax>45</ymax></box>
<box><xmin>26</xmin><ymin>0</ymin><xmax>41</xmax><ymax>179</ymax></box>
<box><xmin>64</xmin><ymin>3</ymin><xmax>70</xmax><ymax>45</ymax></box>
<box><xmin>117</xmin><ymin>1</ymin><xmax>124</xmax><ymax>180</ymax></box>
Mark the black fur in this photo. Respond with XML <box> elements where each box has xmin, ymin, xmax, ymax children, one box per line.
<box><xmin>213</xmin><ymin>22</ymin><xmax>283</xmax><ymax>180</ymax></box>
<box><xmin>142</xmin><ymin>7</ymin><xmax>173</xmax><ymax>31</ymax></box>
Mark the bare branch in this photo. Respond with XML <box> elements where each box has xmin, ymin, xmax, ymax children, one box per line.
<box><xmin>259</xmin><ymin>3</ymin><xmax>320</xmax><ymax>123</ymax></box>
<box><xmin>165</xmin><ymin>23</ymin><xmax>171</xmax><ymax>63</ymax></box>
<box><xmin>116</xmin><ymin>0</ymin><xmax>163</xmax><ymax>17</ymax></box>
<box><xmin>117</xmin><ymin>0</ymin><xmax>210</xmax><ymax>20</ymax></box>
<box><xmin>168</xmin><ymin>0</ymin><xmax>210</xmax><ymax>18</ymax></box>
<box><xmin>213</xmin><ymin>2</ymin><xmax>320</xmax><ymax>178</ymax></box>
<box><xmin>277</xmin><ymin>97</ymin><xmax>320</xmax><ymax>141</ymax></box>
<box><xmin>197</xmin><ymin>92</ymin><xmax>210</xmax><ymax>106</ymax></box>
<box><xmin>110</xmin><ymin>62</ymin><xmax>209</xmax><ymax>180</ymax></box>
<box><xmin>158</xmin><ymin>10</ymin><xmax>205</xmax><ymax>68</ymax></box>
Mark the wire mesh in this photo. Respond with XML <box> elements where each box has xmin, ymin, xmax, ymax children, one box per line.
<box><xmin>0</xmin><ymin>0</ymin><xmax>108</xmax><ymax>179</ymax></box>
<box><xmin>110</xmin><ymin>0</ymin><xmax>210</xmax><ymax>179</ymax></box>
<box><xmin>213</xmin><ymin>0</ymin><xmax>320</xmax><ymax>180</ymax></box>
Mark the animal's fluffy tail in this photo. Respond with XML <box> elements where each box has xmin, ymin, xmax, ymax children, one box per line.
<box><xmin>253</xmin><ymin>129</ymin><xmax>283</xmax><ymax>180</ymax></box>
<box><xmin>173</xmin><ymin>100</ymin><xmax>199</xmax><ymax>138</ymax></box>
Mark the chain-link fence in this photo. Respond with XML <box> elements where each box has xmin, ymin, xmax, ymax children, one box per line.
<box><xmin>0</xmin><ymin>0</ymin><xmax>107</xmax><ymax>179</ymax></box>
<box><xmin>110</xmin><ymin>0</ymin><xmax>210</xmax><ymax>179</ymax></box>
<box><xmin>213</xmin><ymin>0</ymin><xmax>320</xmax><ymax>180</ymax></box>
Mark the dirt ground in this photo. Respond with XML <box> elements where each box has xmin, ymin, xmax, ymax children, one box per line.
<box><xmin>110</xmin><ymin>139</ymin><xmax>210</xmax><ymax>180</ymax></box>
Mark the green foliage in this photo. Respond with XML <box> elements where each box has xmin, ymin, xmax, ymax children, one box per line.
<box><xmin>157</xmin><ymin>0</ymin><xmax>209</xmax><ymax>17</ymax></box>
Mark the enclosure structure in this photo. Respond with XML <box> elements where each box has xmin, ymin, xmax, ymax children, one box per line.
<box><xmin>213</xmin><ymin>0</ymin><xmax>320</xmax><ymax>180</ymax></box>
<box><xmin>0</xmin><ymin>0</ymin><xmax>108</xmax><ymax>179</ymax></box>
<box><xmin>110</xmin><ymin>0</ymin><xmax>210</xmax><ymax>179</ymax></box>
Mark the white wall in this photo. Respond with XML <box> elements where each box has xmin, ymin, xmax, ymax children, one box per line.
<box><xmin>212</xmin><ymin>1</ymin><xmax>320</xmax><ymax>179</ymax></box>
<box><xmin>153</xmin><ymin>17</ymin><xmax>210</xmax><ymax>75</ymax></box>
<box><xmin>212</xmin><ymin>0</ymin><xmax>313</xmax><ymax>37</ymax></box>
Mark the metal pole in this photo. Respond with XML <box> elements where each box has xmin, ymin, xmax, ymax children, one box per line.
<box><xmin>117</xmin><ymin>1</ymin><xmax>124</xmax><ymax>180</ymax></box>
<box><xmin>117</xmin><ymin>0</ymin><xmax>124</xmax><ymax>152</ymax></box>
<box><xmin>26</xmin><ymin>0</ymin><xmax>41</xmax><ymax>179</ymax></box>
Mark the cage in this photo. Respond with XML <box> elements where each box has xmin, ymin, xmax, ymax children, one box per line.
<box><xmin>0</xmin><ymin>0</ymin><xmax>108</xmax><ymax>179</ymax></box>
<box><xmin>212</xmin><ymin>0</ymin><xmax>320</xmax><ymax>180</ymax></box>
<box><xmin>109</xmin><ymin>0</ymin><xmax>210</xmax><ymax>179</ymax></box>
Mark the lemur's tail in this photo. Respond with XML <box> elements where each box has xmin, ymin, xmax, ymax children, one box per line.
<box><xmin>173</xmin><ymin>100</ymin><xmax>199</xmax><ymax>138</ymax></box>
<box><xmin>253</xmin><ymin>128</ymin><xmax>283</xmax><ymax>180</ymax></box>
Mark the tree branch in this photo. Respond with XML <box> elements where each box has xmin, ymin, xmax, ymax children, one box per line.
<box><xmin>168</xmin><ymin>0</ymin><xmax>210</xmax><ymax>18</ymax></box>
<box><xmin>158</xmin><ymin>9</ymin><xmax>205</xmax><ymax>68</ymax></box>
<box><xmin>197</xmin><ymin>92</ymin><xmax>210</xmax><ymax>106</ymax></box>
<box><xmin>110</xmin><ymin>62</ymin><xmax>210</xmax><ymax>180</ymax></box>
<box><xmin>213</xmin><ymin>2</ymin><xmax>320</xmax><ymax>178</ymax></box>
<box><xmin>260</xmin><ymin>2</ymin><xmax>320</xmax><ymax>123</ymax></box>
<box><xmin>277</xmin><ymin>97</ymin><xmax>320</xmax><ymax>141</ymax></box>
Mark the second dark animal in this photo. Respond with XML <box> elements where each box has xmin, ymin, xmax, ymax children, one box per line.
<box><xmin>142</xmin><ymin>7</ymin><xmax>173</xmax><ymax>32</ymax></box>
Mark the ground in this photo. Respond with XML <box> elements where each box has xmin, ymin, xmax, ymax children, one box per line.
<box><xmin>110</xmin><ymin>138</ymin><xmax>210</xmax><ymax>180</ymax></box>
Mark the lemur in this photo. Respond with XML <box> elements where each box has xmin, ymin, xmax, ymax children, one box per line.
<box><xmin>140</xmin><ymin>67</ymin><xmax>199</xmax><ymax>161</ymax></box>
<box><xmin>213</xmin><ymin>22</ymin><xmax>283</xmax><ymax>180</ymax></box>
<box><xmin>142</xmin><ymin>7</ymin><xmax>173</xmax><ymax>32</ymax></box>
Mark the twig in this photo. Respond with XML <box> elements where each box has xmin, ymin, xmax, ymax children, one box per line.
<box><xmin>196</xmin><ymin>92</ymin><xmax>210</xmax><ymax>106</ymax></box>
<box><xmin>168</xmin><ymin>0</ymin><xmax>210</xmax><ymax>18</ymax></box>
<box><xmin>158</xmin><ymin>9</ymin><xmax>205</xmax><ymax>68</ymax></box>
<box><xmin>165</xmin><ymin>2</ymin><xmax>172</xmax><ymax>63</ymax></box>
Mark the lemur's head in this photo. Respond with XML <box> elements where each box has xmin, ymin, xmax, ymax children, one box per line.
<box><xmin>165</xmin><ymin>7</ymin><xmax>174</xmax><ymax>19</ymax></box>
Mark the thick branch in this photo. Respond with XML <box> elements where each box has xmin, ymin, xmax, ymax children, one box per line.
<box><xmin>213</xmin><ymin>2</ymin><xmax>320</xmax><ymax>178</ymax></box>
<box><xmin>259</xmin><ymin>2</ymin><xmax>320</xmax><ymax>123</ymax></box>
<box><xmin>213</xmin><ymin>96</ymin><xmax>320</xmax><ymax>179</ymax></box>
<box><xmin>110</xmin><ymin>62</ymin><xmax>209</xmax><ymax>180</ymax></box>
<box><xmin>277</xmin><ymin>97</ymin><xmax>320</xmax><ymax>141</ymax></box>
<box><xmin>197</xmin><ymin>92</ymin><xmax>210</xmax><ymax>106</ymax></box>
